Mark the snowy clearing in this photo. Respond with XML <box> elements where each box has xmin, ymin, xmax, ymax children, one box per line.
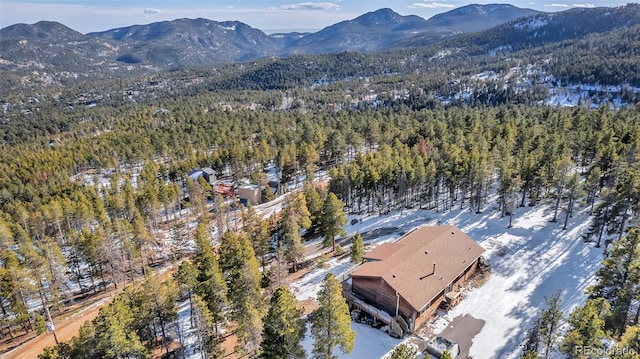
<box><xmin>301</xmin><ymin>322</ymin><xmax>405</xmax><ymax>359</ymax></box>
<box><xmin>290</xmin><ymin>195</ymin><xmax>605</xmax><ymax>359</ymax></box>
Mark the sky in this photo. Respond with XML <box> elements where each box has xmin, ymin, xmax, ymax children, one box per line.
<box><xmin>0</xmin><ymin>0</ymin><xmax>629</xmax><ymax>34</ymax></box>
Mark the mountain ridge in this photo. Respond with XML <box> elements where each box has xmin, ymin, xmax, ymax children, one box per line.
<box><xmin>1</xmin><ymin>4</ymin><xmax>541</xmax><ymax>64</ymax></box>
<box><xmin>1</xmin><ymin>3</ymin><xmax>638</xmax><ymax>85</ymax></box>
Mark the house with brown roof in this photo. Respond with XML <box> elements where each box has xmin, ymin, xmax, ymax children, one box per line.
<box><xmin>345</xmin><ymin>225</ymin><xmax>485</xmax><ymax>334</ymax></box>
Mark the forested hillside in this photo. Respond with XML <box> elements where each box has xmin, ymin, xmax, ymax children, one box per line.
<box><xmin>0</xmin><ymin>86</ymin><xmax>639</xmax><ymax>357</ymax></box>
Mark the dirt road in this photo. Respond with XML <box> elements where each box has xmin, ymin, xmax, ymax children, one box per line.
<box><xmin>3</xmin><ymin>296</ymin><xmax>111</xmax><ymax>359</ymax></box>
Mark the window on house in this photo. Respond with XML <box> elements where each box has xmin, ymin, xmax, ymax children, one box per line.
<box><xmin>420</xmin><ymin>301</ymin><xmax>430</xmax><ymax>314</ymax></box>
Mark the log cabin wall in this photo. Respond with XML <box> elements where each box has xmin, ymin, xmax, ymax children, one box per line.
<box><xmin>352</xmin><ymin>277</ymin><xmax>415</xmax><ymax>320</ymax></box>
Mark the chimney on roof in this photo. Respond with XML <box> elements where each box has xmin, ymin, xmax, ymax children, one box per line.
<box><xmin>419</xmin><ymin>263</ymin><xmax>437</xmax><ymax>281</ymax></box>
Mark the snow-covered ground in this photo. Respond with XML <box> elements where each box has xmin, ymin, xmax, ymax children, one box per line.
<box><xmin>290</xmin><ymin>195</ymin><xmax>606</xmax><ymax>359</ymax></box>
<box><xmin>301</xmin><ymin>321</ymin><xmax>407</xmax><ymax>359</ymax></box>
<box><xmin>442</xmin><ymin>202</ymin><xmax>602</xmax><ymax>359</ymax></box>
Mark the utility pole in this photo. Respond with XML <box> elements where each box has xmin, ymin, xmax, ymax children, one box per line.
<box><xmin>44</xmin><ymin>306</ymin><xmax>59</xmax><ymax>345</ymax></box>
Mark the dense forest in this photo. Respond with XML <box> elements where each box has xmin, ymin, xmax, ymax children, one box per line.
<box><xmin>0</xmin><ymin>86</ymin><xmax>638</xmax><ymax>357</ymax></box>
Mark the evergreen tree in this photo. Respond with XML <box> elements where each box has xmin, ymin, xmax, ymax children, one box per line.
<box><xmin>612</xmin><ymin>167</ymin><xmax>640</xmax><ymax>241</ymax></box>
<box><xmin>350</xmin><ymin>232</ymin><xmax>364</xmax><ymax>264</ymax></box>
<box><xmin>193</xmin><ymin>219</ymin><xmax>227</xmax><ymax>336</ymax></box>
<box><xmin>281</xmin><ymin>192</ymin><xmax>312</xmax><ymax>272</ymax></box>
<box><xmin>243</xmin><ymin>204</ymin><xmax>272</xmax><ymax>271</ymax></box>
<box><xmin>191</xmin><ymin>293</ymin><xmax>225</xmax><ymax>359</ymax></box>
<box><xmin>584</xmin><ymin>166</ymin><xmax>602</xmax><ymax>213</ymax></box>
<box><xmin>589</xmin><ymin>227</ymin><xmax>640</xmax><ymax>335</ymax></box>
<box><xmin>282</xmin><ymin>213</ymin><xmax>305</xmax><ymax>273</ymax></box>
<box><xmin>174</xmin><ymin>261</ymin><xmax>198</xmax><ymax>299</ymax></box>
<box><xmin>0</xmin><ymin>249</ymin><xmax>32</xmax><ymax>335</ymax></box>
<box><xmin>260</xmin><ymin>286</ymin><xmax>306</xmax><ymax>359</ymax></box>
<box><xmin>562</xmin><ymin>173</ymin><xmax>583</xmax><ymax>230</ymax></box>
<box><xmin>561</xmin><ymin>298</ymin><xmax>611</xmax><ymax>358</ymax></box>
<box><xmin>312</xmin><ymin>273</ymin><xmax>355</xmax><ymax>358</ymax></box>
<box><xmin>131</xmin><ymin>209</ymin><xmax>153</xmax><ymax>275</ymax></box>
<box><xmin>142</xmin><ymin>277</ymin><xmax>178</xmax><ymax>352</ymax></box>
<box><xmin>389</xmin><ymin>343</ymin><xmax>418</xmax><ymax>359</ymax></box>
<box><xmin>319</xmin><ymin>193</ymin><xmax>347</xmax><ymax>252</ymax></box>
<box><xmin>268</xmin><ymin>242</ymin><xmax>290</xmax><ymax>295</ymax></box>
<box><xmin>612</xmin><ymin>325</ymin><xmax>640</xmax><ymax>359</ymax></box>
<box><xmin>523</xmin><ymin>316</ymin><xmax>541</xmax><ymax>354</ymax></box>
<box><xmin>303</xmin><ymin>181</ymin><xmax>324</xmax><ymax>231</ymax></box>
<box><xmin>262</xmin><ymin>186</ymin><xmax>275</xmax><ymax>203</ymax></box>
<box><xmin>219</xmin><ymin>231</ymin><xmax>265</xmax><ymax>355</ymax></box>
<box><xmin>91</xmin><ymin>295</ymin><xmax>148</xmax><ymax>359</ymax></box>
<box><xmin>538</xmin><ymin>290</ymin><xmax>564</xmax><ymax>359</ymax></box>
<box><xmin>174</xmin><ymin>261</ymin><xmax>198</xmax><ymax>326</ymax></box>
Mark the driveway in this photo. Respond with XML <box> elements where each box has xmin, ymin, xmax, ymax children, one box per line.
<box><xmin>439</xmin><ymin>314</ymin><xmax>485</xmax><ymax>358</ymax></box>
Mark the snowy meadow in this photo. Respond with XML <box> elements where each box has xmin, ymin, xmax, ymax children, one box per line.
<box><xmin>289</xmin><ymin>194</ymin><xmax>605</xmax><ymax>359</ymax></box>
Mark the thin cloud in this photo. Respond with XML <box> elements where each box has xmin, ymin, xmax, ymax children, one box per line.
<box><xmin>573</xmin><ymin>3</ymin><xmax>595</xmax><ymax>7</ymax></box>
<box><xmin>409</xmin><ymin>2</ymin><xmax>456</xmax><ymax>9</ymax></box>
<box><xmin>545</xmin><ymin>3</ymin><xmax>569</xmax><ymax>7</ymax></box>
<box><xmin>528</xmin><ymin>2</ymin><xmax>536</xmax><ymax>4</ymax></box>
<box><xmin>280</xmin><ymin>2</ymin><xmax>340</xmax><ymax>11</ymax></box>
<box><xmin>144</xmin><ymin>8</ymin><xmax>163</xmax><ymax>14</ymax></box>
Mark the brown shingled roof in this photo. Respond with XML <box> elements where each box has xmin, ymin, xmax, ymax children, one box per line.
<box><xmin>350</xmin><ymin>225</ymin><xmax>485</xmax><ymax>312</ymax></box>
<box><xmin>363</xmin><ymin>242</ymin><xmax>403</xmax><ymax>261</ymax></box>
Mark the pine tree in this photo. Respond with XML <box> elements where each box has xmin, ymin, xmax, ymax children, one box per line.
<box><xmin>523</xmin><ymin>316</ymin><xmax>541</xmax><ymax>354</ymax></box>
<box><xmin>193</xmin><ymin>220</ymin><xmax>227</xmax><ymax>336</ymax></box>
<box><xmin>174</xmin><ymin>261</ymin><xmax>198</xmax><ymax>299</ymax></box>
<box><xmin>282</xmin><ymin>213</ymin><xmax>305</xmax><ymax>273</ymax></box>
<box><xmin>584</xmin><ymin>166</ymin><xmax>602</xmax><ymax>213</ymax></box>
<box><xmin>350</xmin><ymin>232</ymin><xmax>364</xmax><ymax>264</ymax></box>
<box><xmin>91</xmin><ymin>295</ymin><xmax>148</xmax><ymax>359</ymax></box>
<box><xmin>551</xmin><ymin>156</ymin><xmax>572</xmax><ymax>223</ymax></box>
<box><xmin>262</xmin><ymin>186</ymin><xmax>275</xmax><ymax>203</ymax></box>
<box><xmin>281</xmin><ymin>192</ymin><xmax>311</xmax><ymax>272</ymax></box>
<box><xmin>242</xmin><ymin>204</ymin><xmax>272</xmax><ymax>271</ymax></box>
<box><xmin>319</xmin><ymin>193</ymin><xmax>347</xmax><ymax>252</ymax></box>
<box><xmin>268</xmin><ymin>242</ymin><xmax>289</xmax><ymax>294</ymax></box>
<box><xmin>538</xmin><ymin>290</ymin><xmax>563</xmax><ymax>359</ymax></box>
<box><xmin>174</xmin><ymin>261</ymin><xmax>198</xmax><ymax>326</ymax></box>
<box><xmin>131</xmin><ymin>209</ymin><xmax>153</xmax><ymax>275</ymax></box>
<box><xmin>303</xmin><ymin>181</ymin><xmax>324</xmax><ymax>231</ymax></box>
<box><xmin>612</xmin><ymin>167</ymin><xmax>640</xmax><ymax>241</ymax></box>
<box><xmin>260</xmin><ymin>286</ymin><xmax>306</xmax><ymax>359</ymax></box>
<box><xmin>561</xmin><ymin>298</ymin><xmax>611</xmax><ymax>358</ymax></box>
<box><xmin>0</xmin><ymin>249</ymin><xmax>32</xmax><ymax>335</ymax></box>
<box><xmin>612</xmin><ymin>325</ymin><xmax>640</xmax><ymax>359</ymax></box>
<box><xmin>389</xmin><ymin>343</ymin><xmax>418</xmax><ymax>359</ymax></box>
<box><xmin>562</xmin><ymin>173</ymin><xmax>583</xmax><ymax>230</ymax></box>
<box><xmin>312</xmin><ymin>273</ymin><xmax>355</xmax><ymax>358</ymax></box>
<box><xmin>219</xmin><ymin>231</ymin><xmax>264</xmax><ymax>355</ymax></box>
<box><xmin>589</xmin><ymin>227</ymin><xmax>640</xmax><ymax>335</ymax></box>
<box><xmin>191</xmin><ymin>293</ymin><xmax>225</xmax><ymax>359</ymax></box>
<box><xmin>143</xmin><ymin>277</ymin><xmax>178</xmax><ymax>353</ymax></box>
